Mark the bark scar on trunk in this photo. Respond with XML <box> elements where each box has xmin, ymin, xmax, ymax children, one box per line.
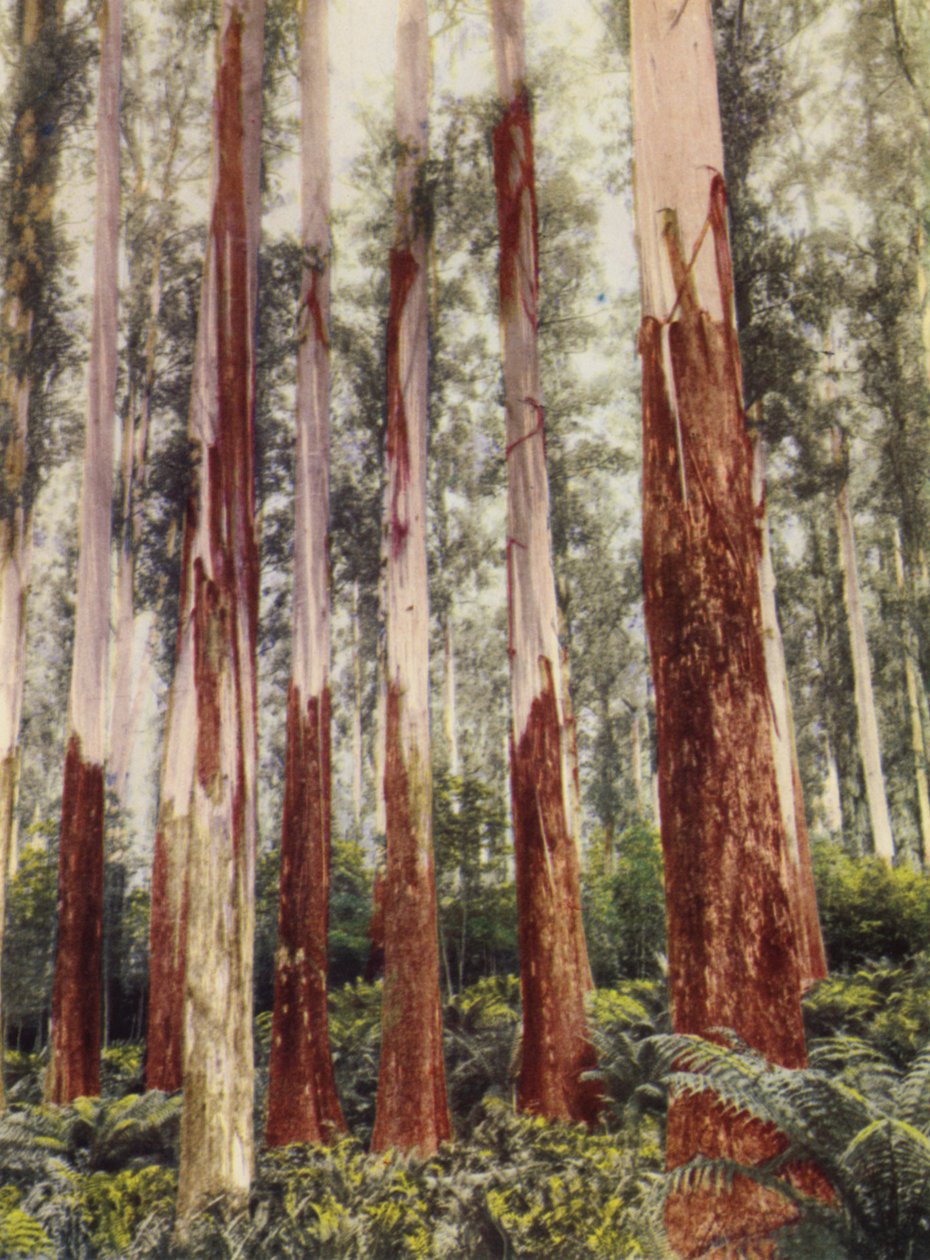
<box><xmin>385</xmin><ymin>247</ymin><xmax>418</xmax><ymax>559</ymax></box>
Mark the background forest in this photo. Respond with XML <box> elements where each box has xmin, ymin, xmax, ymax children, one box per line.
<box><xmin>1</xmin><ymin>0</ymin><xmax>930</xmax><ymax>1255</ymax></box>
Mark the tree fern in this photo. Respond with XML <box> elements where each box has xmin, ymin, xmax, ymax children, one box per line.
<box><xmin>645</xmin><ymin>1031</ymin><xmax>930</xmax><ymax>1259</ymax></box>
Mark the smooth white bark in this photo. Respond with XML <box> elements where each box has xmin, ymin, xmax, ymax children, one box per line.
<box><xmin>68</xmin><ymin>0</ymin><xmax>122</xmax><ymax>767</ymax></box>
<box><xmin>893</xmin><ymin>525</ymin><xmax>930</xmax><ymax>864</ymax></box>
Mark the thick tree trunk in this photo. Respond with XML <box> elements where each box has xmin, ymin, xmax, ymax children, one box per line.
<box><xmin>171</xmin><ymin>0</ymin><xmax>264</xmax><ymax>1226</ymax></box>
<box><xmin>47</xmin><ymin>0</ymin><xmax>121</xmax><ymax>1105</ymax></box>
<box><xmin>370</xmin><ymin>0</ymin><xmax>450</xmax><ymax>1157</ymax></box>
<box><xmin>490</xmin><ymin>0</ymin><xmax>600</xmax><ymax>1127</ymax></box>
<box><xmin>893</xmin><ymin>525</ymin><xmax>930</xmax><ymax>865</ymax></box>
<box><xmin>631</xmin><ymin>1</ymin><xmax>824</xmax><ymax>1251</ymax></box>
<box><xmin>751</xmin><ymin>432</ymin><xmax>826</xmax><ymax>989</ymax></box>
<box><xmin>266</xmin><ymin>0</ymin><xmax>344</xmax><ymax>1148</ymax></box>
<box><xmin>830</xmin><ymin>423</ymin><xmax>895</xmax><ymax>861</ymax></box>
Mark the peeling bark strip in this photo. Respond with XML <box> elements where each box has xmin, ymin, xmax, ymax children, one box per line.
<box><xmin>489</xmin><ymin>0</ymin><xmax>599</xmax><ymax>1126</ymax></box>
<box><xmin>386</xmin><ymin>247</ymin><xmax>418</xmax><ymax>558</ymax></box>
<box><xmin>47</xmin><ymin>739</ymin><xmax>104</xmax><ymax>1101</ymax></box>
<box><xmin>371</xmin><ymin>686</ymin><xmax>450</xmax><ymax>1154</ymax></box>
<box><xmin>49</xmin><ymin>0</ymin><xmax>122</xmax><ymax>1104</ymax></box>
<box><xmin>267</xmin><ymin>689</ymin><xmax>344</xmax><ymax>1144</ymax></box>
<box><xmin>172</xmin><ymin>0</ymin><xmax>264</xmax><ymax>1228</ymax></box>
<box><xmin>510</xmin><ymin>661</ymin><xmax>601</xmax><ymax>1124</ymax></box>
<box><xmin>492</xmin><ymin>91</ymin><xmax>537</xmax><ymax>321</ymax></box>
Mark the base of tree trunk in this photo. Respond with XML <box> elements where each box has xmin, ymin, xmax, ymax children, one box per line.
<box><xmin>144</xmin><ymin>821</ymin><xmax>187</xmax><ymax>1093</ymax></box>
<box><xmin>266</xmin><ymin>685</ymin><xmax>344</xmax><ymax>1146</ymax></box>
<box><xmin>370</xmin><ymin>684</ymin><xmax>450</xmax><ymax>1156</ymax></box>
<box><xmin>511</xmin><ymin>659</ymin><xmax>601</xmax><ymax>1127</ymax></box>
<box><xmin>47</xmin><ymin>736</ymin><xmax>104</xmax><ymax>1103</ymax></box>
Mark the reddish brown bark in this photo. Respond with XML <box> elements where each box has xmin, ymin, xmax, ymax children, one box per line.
<box><xmin>510</xmin><ymin>661</ymin><xmax>601</xmax><ymax>1125</ymax></box>
<box><xmin>370</xmin><ymin>684</ymin><xmax>450</xmax><ymax>1155</ymax></box>
<box><xmin>365</xmin><ymin>866</ymin><xmax>386</xmax><ymax>981</ymax></box>
<box><xmin>385</xmin><ymin>247</ymin><xmax>417</xmax><ymax>558</ymax></box>
<box><xmin>47</xmin><ymin>738</ymin><xmax>104</xmax><ymax>1101</ymax></box>
<box><xmin>144</xmin><ymin>828</ymin><xmax>186</xmax><ymax>1092</ymax></box>
<box><xmin>266</xmin><ymin>685</ymin><xmax>344</xmax><ymax>1145</ymax></box>
<box><xmin>640</xmin><ymin>178</ymin><xmax>817</xmax><ymax>1253</ymax></box>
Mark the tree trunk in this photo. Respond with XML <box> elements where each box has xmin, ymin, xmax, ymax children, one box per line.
<box><xmin>443</xmin><ymin>615</ymin><xmax>460</xmax><ymax>779</ymax></box>
<box><xmin>351</xmin><ymin>580</ymin><xmax>363</xmax><ymax>826</ymax></box>
<box><xmin>109</xmin><ymin>110</ymin><xmax>184</xmax><ymax>809</ymax></box>
<box><xmin>631</xmin><ymin>1</ymin><xmax>824</xmax><ymax>1251</ymax></box>
<box><xmin>489</xmin><ymin>0</ymin><xmax>600</xmax><ymax>1127</ymax></box>
<box><xmin>47</xmin><ymin>0</ymin><xmax>121</xmax><ymax>1105</ymax></box>
<box><xmin>170</xmin><ymin>0</ymin><xmax>264</xmax><ymax>1226</ymax></box>
<box><xmin>266</xmin><ymin>0</ymin><xmax>344</xmax><ymax>1148</ymax></box>
<box><xmin>370</xmin><ymin>0</ymin><xmax>450</xmax><ymax>1157</ymax></box>
<box><xmin>893</xmin><ymin>525</ymin><xmax>930</xmax><ymax>865</ymax></box>
<box><xmin>0</xmin><ymin>0</ymin><xmax>67</xmax><ymax>1113</ymax></box>
<box><xmin>830</xmin><ymin>423</ymin><xmax>895</xmax><ymax>861</ymax></box>
<box><xmin>751</xmin><ymin>431</ymin><xmax>826</xmax><ymax>989</ymax></box>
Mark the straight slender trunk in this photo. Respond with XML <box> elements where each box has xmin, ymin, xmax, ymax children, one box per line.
<box><xmin>489</xmin><ymin>0</ymin><xmax>599</xmax><ymax>1128</ymax></box>
<box><xmin>443</xmin><ymin>615</ymin><xmax>460</xmax><ymax>778</ymax></box>
<box><xmin>370</xmin><ymin>0</ymin><xmax>450</xmax><ymax>1157</ymax></box>
<box><xmin>109</xmin><ymin>112</ymin><xmax>184</xmax><ymax>808</ymax></box>
<box><xmin>266</xmin><ymin>0</ymin><xmax>344</xmax><ymax>1147</ymax></box>
<box><xmin>47</xmin><ymin>0</ymin><xmax>121</xmax><ymax>1104</ymax></box>
<box><xmin>751</xmin><ymin>431</ymin><xmax>826</xmax><ymax>988</ymax></box>
<box><xmin>169</xmin><ymin>0</ymin><xmax>264</xmax><ymax>1225</ymax></box>
<box><xmin>631</xmin><ymin>1</ymin><xmax>825</xmax><ymax>1251</ymax></box>
<box><xmin>893</xmin><ymin>525</ymin><xmax>930</xmax><ymax>865</ymax></box>
<box><xmin>821</xmin><ymin>736</ymin><xmax>844</xmax><ymax>835</ymax></box>
<box><xmin>830</xmin><ymin>422</ymin><xmax>895</xmax><ymax>861</ymax></box>
<box><xmin>351</xmin><ymin>581</ymin><xmax>363</xmax><ymax>826</ymax></box>
<box><xmin>0</xmin><ymin>0</ymin><xmax>66</xmax><ymax>1113</ymax></box>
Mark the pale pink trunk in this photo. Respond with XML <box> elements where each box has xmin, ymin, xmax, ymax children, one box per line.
<box><xmin>752</xmin><ymin>431</ymin><xmax>826</xmax><ymax>989</ymax></box>
<box><xmin>893</xmin><ymin>526</ymin><xmax>930</xmax><ymax>865</ymax></box>
<box><xmin>48</xmin><ymin>0</ymin><xmax>122</xmax><ymax>1104</ymax></box>
<box><xmin>265</xmin><ymin>0</ymin><xmax>344</xmax><ymax>1147</ymax></box>
<box><xmin>489</xmin><ymin>0</ymin><xmax>599</xmax><ymax>1127</ymax></box>
<box><xmin>831</xmin><ymin>421</ymin><xmax>895</xmax><ymax>861</ymax></box>
<box><xmin>169</xmin><ymin>0</ymin><xmax>264</xmax><ymax>1226</ymax></box>
<box><xmin>370</xmin><ymin>0</ymin><xmax>450</xmax><ymax>1157</ymax></box>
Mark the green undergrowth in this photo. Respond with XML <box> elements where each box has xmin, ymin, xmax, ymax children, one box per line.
<box><xmin>0</xmin><ymin>1101</ymin><xmax>662</xmax><ymax>1258</ymax></box>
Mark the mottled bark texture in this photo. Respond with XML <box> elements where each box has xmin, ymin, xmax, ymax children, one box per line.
<box><xmin>48</xmin><ymin>0</ymin><xmax>122</xmax><ymax>1104</ymax></box>
<box><xmin>47</xmin><ymin>740</ymin><xmax>105</xmax><ymax>1101</ymax></box>
<box><xmin>266</xmin><ymin>688</ymin><xmax>344</xmax><ymax>1143</ymax></box>
<box><xmin>490</xmin><ymin>0</ymin><xmax>599</xmax><ymax>1126</ymax></box>
<box><xmin>370</xmin><ymin>0</ymin><xmax>450</xmax><ymax>1156</ymax></box>
<box><xmin>631</xmin><ymin>1</ymin><xmax>824</xmax><ymax>1251</ymax></box>
<box><xmin>170</xmin><ymin>0</ymin><xmax>264</xmax><ymax>1227</ymax></box>
<box><xmin>266</xmin><ymin>0</ymin><xmax>343</xmax><ymax>1146</ymax></box>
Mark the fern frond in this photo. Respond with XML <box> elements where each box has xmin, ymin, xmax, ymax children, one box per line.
<box><xmin>896</xmin><ymin>1043</ymin><xmax>930</xmax><ymax>1130</ymax></box>
<box><xmin>839</xmin><ymin>1117</ymin><xmax>930</xmax><ymax>1234</ymax></box>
